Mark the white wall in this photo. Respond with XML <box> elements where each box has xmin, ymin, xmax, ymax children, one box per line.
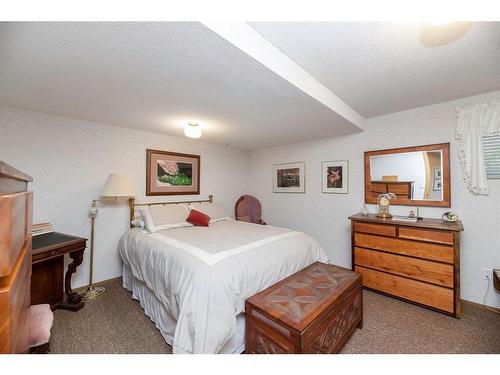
<box><xmin>1</xmin><ymin>91</ymin><xmax>499</xmax><ymax>309</ymax></box>
<box><xmin>0</xmin><ymin>106</ymin><xmax>250</xmax><ymax>288</ymax></box>
<box><xmin>248</xmin><ymin>90</ymin><xmax>500</xmax><ymax>308</ymax></box>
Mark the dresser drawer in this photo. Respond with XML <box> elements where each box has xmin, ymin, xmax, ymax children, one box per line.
<box><xmin>399</xmin><ymin>227</ymin><xmax>453</xmax><ymax>245</ymax></box>
<box><xmin>0</xmin><ymin>192</ymin><xmax>32</xmax><ymax>278</ymax></box>
<box><xmin>387</xmin><ymin>184</ymin><xmax>410</xmax><ymax>196</ymax></box>
<box><xmin>355</xmin><ymin>266</ymin><xmax>454</xmax><ymax>313</ymax></box>
<box><xmin>0</xmin><ymin>237</ymin><xmax>32</xmax><ymax>353</ymax></box>
<box><xmin>354</xmin><ymin>232</ymin><xmax>453</xmax><ymax>264</ymax></box>
<box><xmin>32</xmin><ymin>247</ymin><xmax>63</xmax><ymax>263</ymax></box>
<box><xmin>354</xmin><ymin>247</ymin><xmax>453</xmax><ymax>287</ymax></box>
<box><xmin>370</xmin><ymin>183</ymin><xmax>387</xmax><ymax>195</ymax></box>
<box><xmin>354</xmin><ymin>222</ymin><xmax>396</xmax><ymax>237</ymax></box>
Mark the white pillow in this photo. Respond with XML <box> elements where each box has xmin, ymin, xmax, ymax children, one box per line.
<box><xmin>141</xmin><ymin>204</ymin><xmax>192</xmax><ymax>233</ymax></box>
<box><xmin>131</xmin><ymin>208</ymin><xmax>146</xmax><ymax>229</ymax></box>
<box><xmin>131</xmin><ymin>218</ymin><xmax>145</xmax><ymax>229</ymax></box>
<box><xmin>191</xmin><ymin>202</ymin><xmax>230</xmax><ymax>223</ymax></box>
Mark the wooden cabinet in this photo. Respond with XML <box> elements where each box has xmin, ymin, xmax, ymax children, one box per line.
<box><xmin>0</xmin><ymin>162</ymin><xmax>33</xmax><ymax>353</ymax></box>
<box><xmin>349</xmin><ymin>213</ymin><xmax>463</xmax><ymax>318</ymax></box>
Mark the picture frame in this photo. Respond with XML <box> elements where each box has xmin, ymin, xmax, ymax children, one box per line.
<box><xmin>433</xmin><ymin>179</ymin><xmax>443</xmax><ymax>191</ymax></box>
<box><xmin>272</xmin><ymin>162</ymin><xmax>305</xmax><ymax>193</ymax></box>
<box><xmin>146</xmin><ymin>149</ymin><xmax>200</xmax><ymax>196</ymax></box>
<box><xmin>322</xmin><ymin>160</ymin><xmax>348</xmax><ymax>194</ymax></box>
<box><xmin>433</xmin><ymin>167</ymin><xmax>442</xmax><ymax>179</ymax></box>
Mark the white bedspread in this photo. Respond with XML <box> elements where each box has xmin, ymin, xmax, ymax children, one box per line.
<box><xmin>118</xmin><ymin>219</ymin><xmax>328</xmax><ymax>354</ymax></box>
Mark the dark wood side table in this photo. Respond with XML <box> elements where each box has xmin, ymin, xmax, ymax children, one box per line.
<box><xmin>31</xmin><ymin>232</ymin><xmax>87</xmax><ymax>311</ymax></box>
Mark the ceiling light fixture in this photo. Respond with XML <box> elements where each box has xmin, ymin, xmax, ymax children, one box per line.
<box><xmin>184</xmin><ymin>123</ymin><xmax>202</xmax><ymax>139</ymax></box>
<box><xmin>427</xmin><ymin>20</ymin><xmax>453</xmax><ymax>26</ymax></box>
<box><xmin>420</xmin><ymin>22</ymin><xmax>473</xmax><ymax>47</ymax></box>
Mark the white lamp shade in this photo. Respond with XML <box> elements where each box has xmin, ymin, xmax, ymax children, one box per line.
<box><xmin>100</xmin><ymin>174</ymin><xmax>135</xmax><ymax>198</ymax></box>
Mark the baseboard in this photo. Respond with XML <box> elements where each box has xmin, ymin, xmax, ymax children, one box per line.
<box><xmin>461</xmin><ymin>299</ymin><xmax>500</xmax><ymax>313</ymax></box>
<box><xmin>74</xmin><ymin>276</ymin><xmax>123</xmax><ymax>293</ymax></box>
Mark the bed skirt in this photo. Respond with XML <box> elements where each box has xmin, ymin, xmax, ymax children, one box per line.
<box><xmin>122</xmin><ymin>263</ymin><xmax>246</xmax><ymax>354</ymax></box>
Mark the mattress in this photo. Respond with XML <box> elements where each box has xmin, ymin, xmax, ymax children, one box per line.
<box><xmin>118</xmin><ymin>219</ymin><xmax>328</xmax><ymax>353</ymax></box>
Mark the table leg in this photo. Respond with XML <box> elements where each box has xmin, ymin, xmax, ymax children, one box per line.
<box><xmin>56</xmin><ymin>249</ymin><xmax>85</xmax><ymax>311</ymax></box>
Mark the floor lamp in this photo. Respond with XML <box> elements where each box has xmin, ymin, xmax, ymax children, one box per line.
<box><xmin>80</xmin><ymin>174</ymin><xmax>135</xmax><ymax>300</ymax></box>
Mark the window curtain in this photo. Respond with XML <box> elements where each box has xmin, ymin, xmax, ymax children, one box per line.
<box><xmin>455</xmin><ymin>101</ymin><xmax>500</xmax><ymax>195</ymax></box>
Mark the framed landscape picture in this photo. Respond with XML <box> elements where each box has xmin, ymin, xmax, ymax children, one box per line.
<box><xmin>146</xmin><ymin>149</ymin><xmax>200</xmax><ymax>196</ymax></box>
<box><xmin>322</xmin><ymin>160</ymin><xmax>348</xmax><ymax>194</ymax></box>
<box><xmin>272</xmin><ymin>162</ymin><xmax>305</xmax><ymax>193</ymax></box>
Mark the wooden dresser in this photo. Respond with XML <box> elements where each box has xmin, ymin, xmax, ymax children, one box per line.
<box><xmin>349</xmin><ymin>213</ymin><xmax>463</xmax><ymax>318</ymax></box>
<box><xmin>0</xmin><ymin>162</ymin><xmax>33</xmax><ymax>353</ymax></box>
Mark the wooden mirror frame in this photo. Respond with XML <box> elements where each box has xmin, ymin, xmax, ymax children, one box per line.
<box><xmin>364</xmin><ymin>143</ymin><xmax>451</xmax><ymax>207</ymax></box>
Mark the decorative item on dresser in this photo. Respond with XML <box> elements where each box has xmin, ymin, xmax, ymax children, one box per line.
<box><xmin>245</xmin><ymin>262</ymin><xmax>362</xmax><ymax>354</ymax></box>
<box><xmin>376</xmin><ymin>192</ymin><xmax>396</xmax><ymax>218</ymax></box>
<box><xmin>349</xmin><ymin>213</ymin><xmax>464</xmax><ymax>318</ymax></box>
<box><xmin>31</xmin><ymin>232</ymin><xmax>87</xmax><ymax>311</ymax></box>
<box><xmin>0</xmin><ymin>162</ymin><xmax>33</xmax><ymax>353</ymax></box>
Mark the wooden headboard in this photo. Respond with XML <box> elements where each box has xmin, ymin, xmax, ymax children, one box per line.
<box><xmin>129</xmin><ymin>195</ymin><xmax>213</xmax><ymax>228</ymax></box>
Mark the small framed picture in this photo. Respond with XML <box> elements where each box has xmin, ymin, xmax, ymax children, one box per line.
<box><xmin>322</xmin><ymin>160</ymin><xmax>348</xmax><ymax>194</ymax></box>
<box><xmin>433</xmin><ymin>167</ymin><xmax>442</xmax><ymax>179</ymax></box>
<box><xmin>272</xmin><ymin>162</ymin><xmax>305</xmax><ymax>193</ymax></box>
<box><xmin>433</xmin><ymin>179</ymin><xmax>443</xmax><ymax>191</ymax></box>
<box><xmin>146</xmin><ymin>149</ymin><xmax>200</xmax><ymax>196</ymax></box>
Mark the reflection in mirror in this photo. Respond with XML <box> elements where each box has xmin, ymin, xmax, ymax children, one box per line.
<box><xmin>369</xmin><ymin>150</ymin><xmax>443</xmax><ymax>201</ymax></box>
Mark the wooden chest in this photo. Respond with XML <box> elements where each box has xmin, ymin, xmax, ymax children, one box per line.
<box><xmin>245</xmin><ymin>262</ymin><xmax>362</xmax><ymax>354</ymax></box>
<box><xmin>349</xmin><ymin>213</ymin><xmax>463</xmax><ymax>318</ymax></box>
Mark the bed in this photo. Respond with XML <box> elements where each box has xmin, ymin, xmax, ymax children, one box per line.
<box><xmin>118</xmin><ymin>196</ymin><xmax>328</xmax><ymax>354</ymax></box>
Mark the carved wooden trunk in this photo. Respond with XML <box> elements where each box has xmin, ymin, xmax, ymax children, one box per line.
<box><xmin>245</xmin><ymin>262</ymin><xmax>362</xmax><ymax>354</ymax></box>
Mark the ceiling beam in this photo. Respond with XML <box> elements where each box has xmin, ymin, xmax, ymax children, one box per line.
<box><xmin>202</xmin><ymin>21</ymin><xmax>366</xmax><ymax>131</ymax></box>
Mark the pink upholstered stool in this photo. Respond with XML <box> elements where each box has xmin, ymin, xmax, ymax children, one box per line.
<box><xmin>29</xmin><ymin>304</ymin><xmax>54</xmax><ymax>354</ymax></box>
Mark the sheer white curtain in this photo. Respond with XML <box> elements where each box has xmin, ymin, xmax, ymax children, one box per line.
<box><xmin>455</xmin><ymin>101</ymin><xmax>500</xmax><ymax>195</ymax></box>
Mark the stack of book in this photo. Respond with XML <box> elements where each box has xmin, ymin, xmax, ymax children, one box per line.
<box><xmin>31</xmin><ymin>223</ymin><xmax>54</xmax><ymax>236</ymax></box>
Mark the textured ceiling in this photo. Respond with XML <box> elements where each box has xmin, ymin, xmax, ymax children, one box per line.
<box><xmin>250</xmin><ymin>22</ymin><xmax>500</xmax><ymax>117</ymax></box>
<box><xmin>1</xmin><ymin>22</ymin><xmax>499</xmax><ymax>149</ymax></box>
<box><xmin>0</xmin><ymin>22</ymin><xmax>361</xmax><ymax>150</ymax></box>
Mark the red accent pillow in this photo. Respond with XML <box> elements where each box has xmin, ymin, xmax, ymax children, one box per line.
<box><xmin>186</xmin><ymin>209</ymin><xmax>210</xmax><ymax>227</ymax></box>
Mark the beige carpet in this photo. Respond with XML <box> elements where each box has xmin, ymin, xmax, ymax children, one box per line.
<box><xmin>50</xmin><ymin>278</ymin><xmax>500</xmax><ymax>354</ymax></box>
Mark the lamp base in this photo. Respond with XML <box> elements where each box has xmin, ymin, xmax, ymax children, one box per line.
<box><xmin>80</xmin><ymin>285</ymin><xmax>105</xmax><ymax>300</ymax></box>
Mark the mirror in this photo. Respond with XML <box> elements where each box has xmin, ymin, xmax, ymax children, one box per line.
<box><xmin>365</xmin><ymin>143</ymin><xmax>450</xmax><ymax>207</ymax></box>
